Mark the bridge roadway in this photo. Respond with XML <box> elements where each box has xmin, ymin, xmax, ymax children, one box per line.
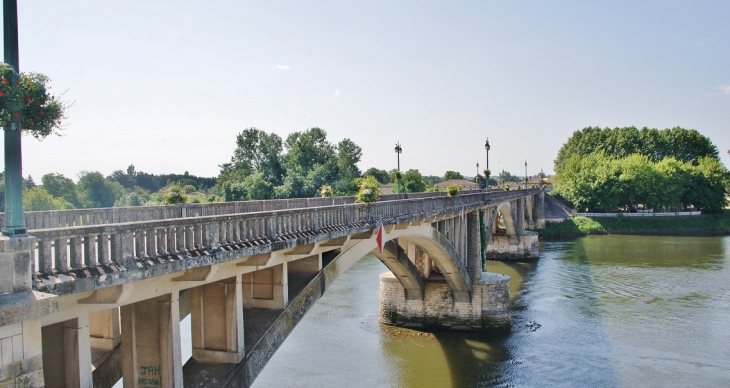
<box><xmin>0</xmin><ymin>188</ymin><xmax>544</xmax><ymax>388</ymax></box>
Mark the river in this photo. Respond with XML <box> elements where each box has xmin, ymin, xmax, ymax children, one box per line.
<box><xmin>252</xmin><ymin>235</ymin><xmax>730</xmax><ymax>388</ymax></box>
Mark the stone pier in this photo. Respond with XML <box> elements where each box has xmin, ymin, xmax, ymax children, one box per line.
<box><xmin>379</xmin><ymin>271</ymin><xmax>511</xmax><ymax>329</ymax></box>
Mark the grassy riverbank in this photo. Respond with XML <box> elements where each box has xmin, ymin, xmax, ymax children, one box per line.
<box><xmin>535</xmin><ymin>210</ymin><xmax>730</xmax><ymax>237</ymax></box>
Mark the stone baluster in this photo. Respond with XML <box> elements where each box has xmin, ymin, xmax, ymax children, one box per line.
<box><xmin>54</xmin><ymin>238</ymin><xmax>69</xmax><ymax>272</ymax></box>
<box><xmin>84</xmin><ymin>235</ymin><xmax>98</xmax><ymax>267</ymax></box>
<box><xmin>69</xmin><ymin>237</ymin><xmax>83</xmax><ymax>269</ymax></box>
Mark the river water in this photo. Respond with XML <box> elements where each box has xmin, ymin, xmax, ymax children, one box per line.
<box><xmin>253</xmin><ymin>235</ymin><xmax>730</xmax><ymax>388</ymax></box>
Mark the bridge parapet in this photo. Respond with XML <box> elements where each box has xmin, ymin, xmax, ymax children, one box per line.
<box><xmin>28</xmin><ymin>189</ymin><xmax>540</xmax><ymax>296</ymax></box>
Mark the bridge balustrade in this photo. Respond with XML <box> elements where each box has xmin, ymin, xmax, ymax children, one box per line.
<box><xmin>27</xmin><ymin>189</ymin><xmax>538</xmax><ymax>283</ymax></box>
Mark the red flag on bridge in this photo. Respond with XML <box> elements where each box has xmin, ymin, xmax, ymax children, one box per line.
<box><xmin>376</xmin><ymin>222</ymin><xmax>386</xmax><ymax>253</ymax></box>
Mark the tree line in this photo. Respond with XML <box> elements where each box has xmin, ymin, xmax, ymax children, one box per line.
<box><xmin>6</xmin><ymin>126</ymin><xmax>530</xmax><ymax>211</ymax></box>
<box><xmin>553</xmin><ymin>126</ymin><xmax>728</xmax><ymax>213</ymax></box>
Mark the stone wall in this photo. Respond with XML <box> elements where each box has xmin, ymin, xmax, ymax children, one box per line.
<box><xmin>379</xmin><ymin>271</ymin><xmax>510</xmax><ymax>329</ymax></box>
<box><xmin>486</xmin><ymin>231</ymin><xmax>539</xmax><ymax>260</ymax></box>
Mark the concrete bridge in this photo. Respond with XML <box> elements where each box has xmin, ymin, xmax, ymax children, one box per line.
<box><xmin>0</xmin><ymin>188</ymin><xmax>544</xmax><ymax>387</ymax></box>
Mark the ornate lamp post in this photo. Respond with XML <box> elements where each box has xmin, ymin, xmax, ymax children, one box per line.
<box><xmin>394</xmin><ymin>141</ymin><xmax>402</xmax><ymax>194</ymax></box>
<box><xmin>484</xmin><ymin>138</ymin><xmax>490</xmax><ymax>170</ymax></box>
<box><xmin>476</xmin><ymin>161</ymin><xmax>480</xmax><ymax>189</ymax></box>
<box><xmin>2</xmin><ymin>0</ymin><xmax>26</xmax><ymax>236</ymax></box>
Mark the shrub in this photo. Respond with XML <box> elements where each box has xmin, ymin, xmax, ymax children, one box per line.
<box><xmin>356</xmin><ymin>176</ymin><xmax>380</xmax><ymax>203</ymax></box>
<box><xmin>320</xmin><ymin>185</ymin><xmax>333</xmax><ymax>198</ymax></box>
<box><xmin>163</xmin><ymin>185</ymin><xmax>187</xmax><ymax>204</ymax></box>
<box><xmin>446</xmin><ymin>184</ymin><xmax>460</xmax><ymax>197</ymax></box>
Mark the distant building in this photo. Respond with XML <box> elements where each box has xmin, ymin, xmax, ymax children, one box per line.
<box><xmin>380</xmin><ymin>183</ymin><xmax>395</xmax><ymax>195</ymax></box>
<box><xmin>434</xmin><ymin>179</ymin><xmax>479</xmax><ymax>191</ymax></box>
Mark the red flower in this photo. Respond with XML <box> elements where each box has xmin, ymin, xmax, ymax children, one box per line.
<box><xmin>24</xmin><ymin>95</ymin><xmax>30</xmax><ymax>102</ymax></box>
<box><xmin>0</xmin><ymin>92</ymin><xmax>4</xmax><ymax>97</ymax></box>
<box><xmin>56</xmin><ymin>120</ymin><xmax>61</xmax><ymax>125</ymax></box>
<box><xmin>1</xmin><ymin>78</ymin><xmax>7</xmax><ymax>84</ymax></box>
<box><xmin>13</xmin><ymin>113</ymin><xmax>20</xmax><ymax>119</ymax></box>
<box><xmin>14</xmin><ymin>81</ymin><xmax>19</xmax><ymax>85</ymax></box>
<box><xmin>39</xmin><ymin>110</ymin><xmax>44</xmax><ymax>116</ymax></box>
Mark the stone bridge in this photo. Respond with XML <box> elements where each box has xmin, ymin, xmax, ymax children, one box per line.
<box><xmin>0</xmin><ymin>188</ymin><xmax>544</xmax><ymax>387</ymax></box>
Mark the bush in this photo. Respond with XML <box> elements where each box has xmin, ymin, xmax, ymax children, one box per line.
<box><xmin>320</xmin><ymin>185</ymin><xmax>333</xmax><ymax>198</ymax></box>
<box><xmin>446</xmin><ymin>184</ymin><xmax>460</xmax><ymax>198</ymax></box>
<box><xmin>163</xmin><ymin>185</ymin><xmax>187</xmax><ymax>204</ymax></box>
<box><xmin>356</xmin><ymin>176</ymin><xmax>380</xmax><ymax>203</ymax></box>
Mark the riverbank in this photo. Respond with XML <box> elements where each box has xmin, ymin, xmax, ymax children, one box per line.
<box><xmin>535</xmin><ymin>210</ymin><xmax>730</xmax><ymax>237</ymax></box>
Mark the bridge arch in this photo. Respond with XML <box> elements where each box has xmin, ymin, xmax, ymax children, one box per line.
<box><xmin>491</xmin><ymin>201</ymin><xmax>518</xmax><ymax>242</ymax></box>
<box><xmin>328</xmin><ymin>223</ymin><xmax>472</xmax><ymax>302</ymax></box>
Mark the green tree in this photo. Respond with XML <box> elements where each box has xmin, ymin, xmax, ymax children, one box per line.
<box><xmin>24</xmin><ymin>187</ymin><xmax>73</xmax><ymax>211</ymax></box>
<box><xmin>443</xmin><ymin>171</ymin><xmax>464</xmax><ymax>181</ymax></box>
<box><xmin>222</xmin><ymin>128</ymin><xmax>284</xmax><ymax>185</ymax></box>
<box><xmin>243</xmin><ymin>172</ymin><xmax>273</xmax><ymax>200</ymax></box>
<box><xmin>336</xmin><ymin>138</ymin><xmax>362</xmax><ymax>181</ymax></box>
<box><xmin>401</xmin><ymin>169</ymin><xmax>427</xmax><ymax>193</ymax></box>
<box><xmin>77</xmin><ymin>172</ymin><xmax>125</xmax><ymax>208</ymax></box>
<box><xmin>363</xmin><ymin>168</ymin><xmax>391</xmax><ymax>184</ymax></box>
<box><xmin>163</xmin><ymin>185</ymin><xmax>188</xmax><ymax>204</ymax></box>
<box><xmin>41</xmin><ymin>173</ymin><xmax>79</xmax><ymax>207</ymax></box>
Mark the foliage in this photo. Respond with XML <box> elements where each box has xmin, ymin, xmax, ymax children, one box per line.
<box><xmin>24</xmin><ymin>187</ymin><xmax>73</xmax><ymax>211</ymax></box>
<box><xmin>77</xmin><ymin>171</ymin><xmax>125</xmax><ymax>208</ymax></box>
<box><xmin>537</xmin><ymin>211</ymin><xmax>730</xmax><ymax>237</ymax></box>
<box><xmin>401</xmin><ymin>169</ymin><xmax>428</xmax><ymax>193</ymax></box>
<box><xmin>503</xmin><ymin>184</ymin><xmax>510</xmax><ymax>191</ymax></box>
<box><xmin>553</xmin><ymin>152</ymin><xmax>728</xmax><ymax>213</ymax></box>
<box><xmin>0</xmin><ymin>64</ymin><xmax>67</xmax><ymax>139</ymax></box>
<box><xmin>336</xmin><ymin>138</ymin><xmax>362</xmax><ymax>181</ymax></box>
<box><xmin>363</xmin><ymin>167</ymin><xmax>391</xmax><ymax>184</ymax></box>
<box><xmin>554</xmin><ymin>126</ymin><xmax>720</xmax><ymax>174</ymax></box>
<box><xmin>446</xmin><ymin>184</ymin><xmax>460</xmax><ymax>197</ymax></box>
<box><xmin>355</xmin><ymin>176</ymin><xmax>380</xmax><ymax>203</ymax></box>
<box><xmin>497</xmin><ymin>170</ymin><xmax>522</xmax><ymax>184</ymax></box>
<box><xmin>41</xmin><ymin>173</ymin><xmax>79</xmax><ymax>207</ymax></box>
<box><xmin>483</xmin><ymin>169</ymin><xmax>491</xmax><ymax>179</ymax></box>
<box><xmin>108</xmin><ymin>165</ymin><xmax>216</xmax><ymax>193</ymax></box>
<box><xmin>163</xmin><ymin>185</ymin><xmax>188</xmax><ymax>205</ymax></box>
<box><xmin>320</xmin><ymin>185</ymin><xmax>333</xmax><ymax>198</ymax></box>
<box><xmin>443</xmin><ymin>171</ymin><xmax>464</xmax><ymax>181</ymax></box>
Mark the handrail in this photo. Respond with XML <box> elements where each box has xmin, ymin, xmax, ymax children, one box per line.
<box><xmin>3</xmin><ymin>190</ymin><xmax>494</xmax><ymax>231</ymax></box>
<box><xmin>28</xmin><ymin>189</ymin><xmax>539</xmax><ymax>279</ymax></box>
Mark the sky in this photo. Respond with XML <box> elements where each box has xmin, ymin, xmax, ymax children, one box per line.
<box><xmin>2</xmin><ymin>0</ymin><xmax>729</xmax><ymax>181</ymax></box>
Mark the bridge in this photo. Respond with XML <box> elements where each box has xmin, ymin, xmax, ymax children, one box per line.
<box><xmin>0</xmin><ymin>188</ymin><xmax>544</xmax><ymax>388</ymax></box>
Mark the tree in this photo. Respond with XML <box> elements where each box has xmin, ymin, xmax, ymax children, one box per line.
<box><xmin>77</xmin><ymin>172</ymin><xmax>124</xmax><ymax>208</ymax></box>
<box><xmin>222</xmin><ymin>128</ymin><xmax>284</xmax><ymax>185</ymax></box>
<box><xmin>41</xmin><ymin>173</ymin><xmax>79</xmax><ymax>207</ymax></box>
<box><xmin>443</xmin><ymin>171</ymin><xmax>464</xmax><ymax>181</ymax></box>
<box><xmin>336</xmin><ymin>138</ymin><xmax>362</xmax><ymax>181</ymax></box>
<box><xmin>163</xmin><ymin>185</ymin><xmax>187</xmax><ymax>204</ymax></box>
<box><xmin>24</xmin><ymin>187</ymin><xmax>73</xmax><ymax>211</ymax></box>
<box><xmin>363</xmin><ymin>168</ymin><xmax>391</xmax><ymax>184</ymax></box>
<box><xmin>401</xmin><ymin>169</ymin><xmax>427</xmax><ymax>193</ymax></box>
<box><xmin>243</xmin><ymin>173</ymin><xmax>273</xmax><ymax>200</ymax></box>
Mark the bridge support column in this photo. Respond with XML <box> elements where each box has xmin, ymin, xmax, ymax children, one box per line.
<box><xmin>466</xmin><ymin>211</ymin><xmax>482</xmax><ymax>281</ymax></box>
<box><xmin>121</xmin><ymin>294</ymin><xmax>182</xmax><ymax>388</ymax></box>
<box><xmin>0</xmin><ymin>236</ymin><xmax>58</xmax><ymax>388</ymax></box>
<box><xmin>90</xmin><ymin>308</ymin><xmax>121</xmax><ymax>350</ymax></box>
<box><xmin>191</xmin><ymin>275</ymin><xmax>244</xmax><ymax>363</ymax></box>
<box><xmin>243</xmin><ymin>264</ymin><xmax>288</xmax><ymax>309</ymax></box>
<box><xmin>41</xmin><ymin>316</ymin><xmax>93</xmax><ymax>388</ymax></box>
<box><xmin>379</xmin><ymin>271</ymin><xmax>511</xmax><ymax>330</ymax></box>
<box><xmin>535</xmin><ymin>191</ymin><xmax>546</xmax><ymax>229</ymax></box>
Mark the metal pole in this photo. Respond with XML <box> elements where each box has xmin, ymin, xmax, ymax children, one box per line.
<box><xmin>524</xmin><ymin>160</ymin><xmax>528</xmax><ymax>189</ymax></box>
<box><xmin>2</xmin><ymin>0</ymin><xmax>26</xmax><ymax>236</ymax></box>
<box><xmin>395</xmin><ymin>141</ymin><xmax>402</xmax><ymax>194</ymax></box>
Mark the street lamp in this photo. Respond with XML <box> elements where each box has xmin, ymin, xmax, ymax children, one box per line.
<box><xmin>524</xmin><ymin>160</ymin><xmax>528</xmax><ymax>189</ymax></box>
<box><xmin>394</xmin><ymin>141</ymin><xmax>402</xmax><ymax>194</ymax></box>
<box><xmin>476</xmin><ymin>161</ymin><xmax>480</xmax><ymax>189</ymax></box>
<box><xmin>484</xmin><ymin>138</ymin><xmax>490</xmax><ymax>170</ymax></box>
<box><xmin>2</xmin><ymin>0</ymin><xmax>26</xmax><ymax>236</ymax></box>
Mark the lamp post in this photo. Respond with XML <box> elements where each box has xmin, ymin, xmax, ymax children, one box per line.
<box><xmin>394</xmin><ymin>141</ymin><xmax>402</xmax><ymax>194</ymax></box>
<box><xmin>484</xmin><ymin>138</ymin><xmax>490</xmax><ymax>170</ymax></box>
<box><xmin>476</xmin><ymin>161</ymin><xmax>480</xmax><ymax>189</ymax></box>
<box><xmin>524</xmin><ymin>160</ymin><xmax>528</xmax><ymax>189</ymax></box>
<box><xmin>2</xmin><ymin>0</ymin><xmax>26</xmax><ymax>236</ymax></box>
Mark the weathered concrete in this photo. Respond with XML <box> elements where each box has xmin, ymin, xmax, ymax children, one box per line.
<box><xmin>379</xmin><ymin>271</ymin><xmax>511</xmax><ymax>329</ymax></box>
<box><xmin>486</xmin><ymin>231</ymin><xmax>539</xmax><ymax>260</ymax></box>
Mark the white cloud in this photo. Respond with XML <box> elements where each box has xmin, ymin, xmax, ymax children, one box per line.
<box><xmin>334</xmin><ymin>90</ymin><xmax>341</xmax><ymax>97</ymax></box>
<box><xmin>708</xmin><ymin>85</ymin><xmax>730</xmax><ymax>96</ymax></box>
<box><xmin>273</xmin><ymin>65</ymin><xmax>290</xmax><ymax>71</ymax></box>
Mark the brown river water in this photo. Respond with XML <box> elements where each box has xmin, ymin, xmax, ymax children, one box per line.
<box><xmin>253</xmin><ymin>235</ymin><xmax>730</xmax><ymax>388</ymax></box>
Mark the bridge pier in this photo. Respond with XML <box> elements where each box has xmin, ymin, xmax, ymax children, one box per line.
<box><xmin>243</xmin><ymin>264</ymin><xmax>288</xmax><ymax>309</ymax></box>
<box><xmin>89</xmin><ymin>308</ymin><xmax>121</xmax><ymax>351</ymax></box>
<box><xmin>190</xmin><ymin>275</ymin><xmax>244</xmax><ymax>364</ymax></box>
<box><xmin>121</xmin><ymin>293</ymin><xmax>183</xmax><ymax>388</ymax></box>
<box><xmin>41</xmin><ymin>316</ymin><xmax>92</xmax><ymax>388</ymax></box>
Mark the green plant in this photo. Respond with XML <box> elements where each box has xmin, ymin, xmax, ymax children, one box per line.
<box><xmin>0</xmin><ymin>64</ymin><xmax>67</xmax><ymax>139</ymax></box>
<box><xmin>504</xmin><ymin>184</ymin><xmax>510</xmax><ymax>191</ymax></box>
<box><xmin>446</xmin><ymin>184</ymin><xmax>460</xmax><ymax>197</ymax></box>
<box><xmin>320</xmin><ymin>184</ymin><xmax>333</xmax><ymax>197</ymax></box>
<box><xmin>356</xmin><ymin>176</ymin><xmax>380</xmax><ymax>203</ymax></box>
<box><xmin>163</xmin><ymin>185</ymin><xmax>188</xmax><ymax>204</ymax></box>
<box><xmin>483</xmin><ymin>169</ymin><xmax>491</xmax><ymax>179</ymax></box>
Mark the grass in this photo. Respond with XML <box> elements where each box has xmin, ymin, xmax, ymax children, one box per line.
<box><xmin>535</xmin><ymin>210</ymin><xmax>730</xmax><ymax>238</ymax></box>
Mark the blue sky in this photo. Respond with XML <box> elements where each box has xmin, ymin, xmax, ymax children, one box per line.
<box><xmin>3</xmin><ymin>0</ymin><xmax>729</xmax><ymax>181</ymax></box>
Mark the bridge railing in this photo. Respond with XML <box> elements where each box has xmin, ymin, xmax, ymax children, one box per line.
<box><xmin>2</xmin><ymin>190</ymin><xmax>492</xmax><ymax>231</ymax></box>
<box><xmin>28</xmin><ymin>189</ymin><xmax>538</xmax><ymax>278</ymax></box>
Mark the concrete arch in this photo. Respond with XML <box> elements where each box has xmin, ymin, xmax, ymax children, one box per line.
<box><xmin>327</xmin><ymin>223</ymin><xmax>472</xmax><ymax>302</ymax></box>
